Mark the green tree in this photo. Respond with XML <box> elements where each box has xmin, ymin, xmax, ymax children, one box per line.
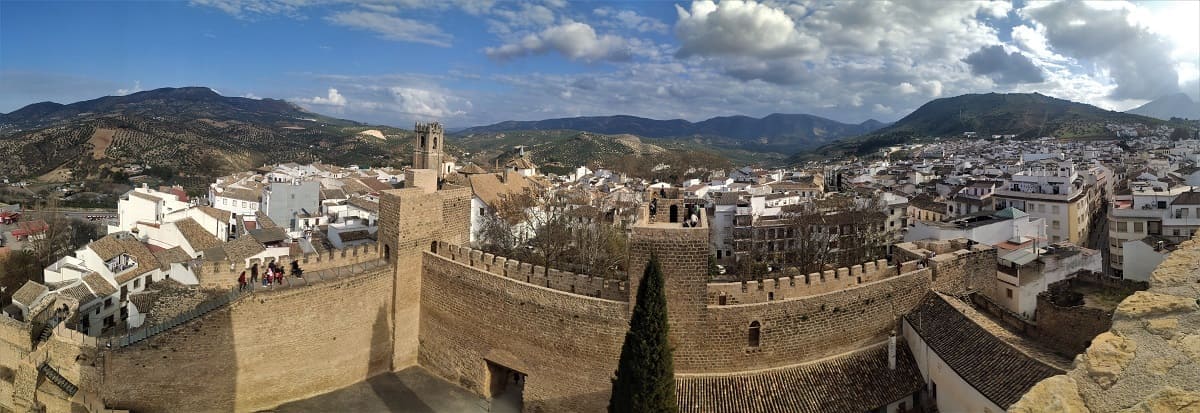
<box><xmin>610</xmin><ymin>255</ymin><xmax>677</xmax><ymax>412</ymax></box>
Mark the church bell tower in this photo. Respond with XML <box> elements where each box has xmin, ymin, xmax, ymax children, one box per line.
<box><xmin>413</xmin><ymin>122</ymin><xmax>445</xmax><ymax>180</ymax></box>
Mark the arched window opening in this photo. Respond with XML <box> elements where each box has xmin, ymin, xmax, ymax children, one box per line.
<box><xmin>430</xmin><ymin>241</ymin><xmax>438</xmax><ymax>253</ymax></box>
<box><xmin>384</xmin><ymin>244</ymin><xmax>392</xmax><ymax>262</ymax></box>
<box><xmin>748</xmin><ymin>321</ymin><xmax>761</xmax><ymax>347</ymax></box>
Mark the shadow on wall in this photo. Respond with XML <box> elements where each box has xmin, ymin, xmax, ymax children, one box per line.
<box><xmin>368</xmin><ymin>305</ymin><xmax>411</xmax><ymax>412</ymax></box>
<box><xmin>101</xmin><ymin>303</ymin><xmax>238</xmax><ymax>412</ymax></box>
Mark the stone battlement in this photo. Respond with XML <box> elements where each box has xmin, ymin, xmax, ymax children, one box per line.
<box><xmin>707</xmin><ymin>258</ymin><xmax>921</xmax><ymax>305</ymax></box>
<box><xmin>434</xmin><ymin>242</ymin><xmax>628</xmax><ymax>301</ymax></box>
<box><xmin>196</xmin><ymin>243</ymin><xmax>380</xmax><ymax>289</ymax></box>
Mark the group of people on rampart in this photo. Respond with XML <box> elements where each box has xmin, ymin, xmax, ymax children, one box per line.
<box><xmin>237</xmin><ymin>260</ymin><xmax>304</xmax><ymax>291</ymax></box>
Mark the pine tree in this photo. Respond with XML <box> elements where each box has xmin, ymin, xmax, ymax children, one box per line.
<box><xmin>609</xmin><ymin>254</ymin><xmax>677</xmax><ymax>412</ymax></box>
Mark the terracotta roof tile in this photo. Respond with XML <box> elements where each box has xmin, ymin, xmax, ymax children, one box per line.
<box><xmin>11</xmin><ymin>281</ymin><xmax>48</xmax><ymax>307</ymax></box>
<box><xmin>904</xmin><ymin>293</ymin><xmax>1064</xmax><ymax>408</ymax></box>
<box><xmin>82</xmin><ymin>273</ymin><xmax>117</xmax><ymax>298</ymax></box>
<box><xmin>172</xmin><ymin>218</ymin><xmax>221</xmax><ymax>252</ymax></box>
<box><xmin>676</xmin><ymin>343</ymin><xmax>923</xmax><ymax>413</ymax></box>
<box><xmin>468</xmin><ymin>172</ymin><xmax>531</xmax><ymax>209</ymax></box>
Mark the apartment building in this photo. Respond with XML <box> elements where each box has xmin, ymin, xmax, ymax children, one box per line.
<box><xmin>1109</xmin><ymin>178</ymin><xmax>1200</xmax><ymax>279</ymax></box>
<box><xmin>994</xmin><ymin>160</ymin><xmax>1095</xmax><ymax>245</ymax></box>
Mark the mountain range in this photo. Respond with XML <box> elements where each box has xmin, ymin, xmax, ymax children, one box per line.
<box><xmin>802</xmin><ymin>92</ymin><xmax>1169</xmax><ymax>159</ymax></box>
<box><xmin>1126</xmin><ymin>93</ymin><xmax>1200</xmax><ymax>121</ymax></box>
<box><xmin>456</xmin><ymin>113</ymin><xmax>888</xmax><ymax>154</ymax></box>
<box><xmin>0</xmin><ymin>87</ymin><xmax>414</xmax><ymax>191</ymax></box>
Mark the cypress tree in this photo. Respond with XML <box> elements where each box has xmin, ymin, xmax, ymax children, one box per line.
<box><xmin>609</xmin><ymin>254</ymin><xmax>677</xmax><ymax>412</ymax></box>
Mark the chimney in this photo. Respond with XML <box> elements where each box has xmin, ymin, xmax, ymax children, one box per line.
<box><xmin>888</xmin><ymin>330</ymin><xmax>897</xmax><ymax>370</ymax></box>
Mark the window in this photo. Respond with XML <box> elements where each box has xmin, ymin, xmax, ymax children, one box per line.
<box><xmin>931</xmin><ymin>382</ymin><xmax>937</xmax><ymax>400</ymax></box>
<box><xmin>768</xmin><ymin>292</ymin><xmax>775</xmax><ymax>301</ymax></box>
<box><xmin>1052</xmin><ymin>205</ymin><xmax>1060</xmax><ymax>214</ymax></box>
<box><xmin>1053</xmin><ymin>220</ymin><xmax>1061</xmax><ymax>229</ymax></box>
<box><xmin>1117</xmin><ymin>222</ymin><xmax>1128</xmax><ymax>232</ymax></box>
<box><xmin>104</xmin><ymin>297</ymin><xmax>113</xmax><ymax>308</ymax></box>
<box><xmin>1053</xmin><ymin>236</ymin><xmax>1061</xmax><ymax>242</ymax></box>
<box><xmin>1134</xmin><ymin>222</ymin><xmax>1144</xmax><ymax>233</ymax></box>
<box><xmin>133</xmin><ymin>279</ymin><xmax>140</xmax><ymax>289</ymax></box>
<box><xmin>748</xmin><ymin>321</ymin><xmax>761</xmax><ymax>347</ymax></box>
<box><xmin>1006</xmin><ymin>288</ymin><xmax>1013</xmax><ymax>298</ymax></box>
<box><xmin>1038</xmin><ymin>204</ymin><xmax>1046</xmax><ymax>213</ymax></box>
<box><xmin>479</xmin><ymin>207</ymin><xmax>486</xmax><ymax>216</ymax></box>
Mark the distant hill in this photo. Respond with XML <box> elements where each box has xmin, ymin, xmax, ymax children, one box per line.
<box><xmin>451</xmin><ymin>130</ymin><xmax>734</xmax><ymax>179</ymax></box>
<box><xmin>1127</xmin><ymin>93</ymin><xmax>1200</xmax><ymax>121</ymax></box>
<box><xmin>0</xmin><ymin>87</ymin><xmax>420</xmax><ymax>190</ymax></box>
<box><xmin>456</xmin><ymin>113</ymin><xmax>887</xmax><ymax>153</ymax></box>
<box><xmin>799</xmin><ymin>92</ymin><xmax>1163</xmax><ymax>160</ymax></box>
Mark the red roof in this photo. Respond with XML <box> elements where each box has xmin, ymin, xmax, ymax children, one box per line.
<box><xmin>0</xmin><ymin>211</ymin><xmax>19</xmax><ymax>218</ymax></box>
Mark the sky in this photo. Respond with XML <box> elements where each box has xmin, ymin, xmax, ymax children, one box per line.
<box><xmin>1</xmin><ymin>0</ymin><xmax>1198</xmax><ymax>128</ymax></box>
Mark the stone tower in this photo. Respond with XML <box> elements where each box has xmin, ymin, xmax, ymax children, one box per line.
<box><xmin>628</xmin><ymin>188</ymin><xmax>710</xmax><ymax>373</ymax></box>
<box><xmin>414</xmin><ymin>121</ymin><xmax>444</xmax><ymax>179</ymax></box>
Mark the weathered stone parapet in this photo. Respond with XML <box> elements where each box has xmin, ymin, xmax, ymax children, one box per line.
<box><xmin>706</xmin><ymin>258</ymin><xmax>909</xmax><ymax>305</ymax></box>
<box><xmin>433</xmin><ymin>243</ymin><xmax>628</xmax><ymax>301</ymax></box>
<box><xmin>1011</xmin><ymin>235</ymin><xmax>1200</xmax><ymax>412</ymax></box>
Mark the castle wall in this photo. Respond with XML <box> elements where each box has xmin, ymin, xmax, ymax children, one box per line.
<box><xmin>437</xmin><ymin>184</ymin><xmax>472</xmax><ymax>246</ymax></box>
<box><xmin>379</xmin><ymin>187</ymin><xmax>445</xmax><ymax>369</ymax></box>
<box><xmin>195</xmin><ymin>243</ymin><xmax>381</xmax><ymax>289</ymax></box>
<box><xmin>699</xmin><ymin>268</ymin><xmax>932</xmax><ymax>373</ymax></box>
<box><xmin>706</xmin><ymin>258</ymin><xmax>898</xmax><ymax>305</ymax></box>
<box><xmin>100</xmin><ymin>264</ymin><xmax>394</xmax><ymax>412</ymax></box>
<box><xmin>419</xmin><ymin>251</ymin><xmax>628</xmax><ymax>413</ymax></box>
<box><xmin>928</xmin><ymin>244</ymin><xmax>997</xmax><ymax>295</ymax></box>
<box><xmin>438</xmin><ymin>243</ymin><xmax>628</xmax><ymax>301</ymax></box>
<box><xmin>628</xmin><ymin>216</ymin><xmax>712</xmax><ymax>373</ymax></box>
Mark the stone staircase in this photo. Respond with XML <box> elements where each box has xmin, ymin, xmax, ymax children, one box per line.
<box><xmin>35</xmin><ymin>317</ymin><xmax>62</xmax><ymax>344</ymax></box>
<box><xmin>37</xmin><ymin>362</ymin><xmax>77</xmax><ymax>396</ymax></box>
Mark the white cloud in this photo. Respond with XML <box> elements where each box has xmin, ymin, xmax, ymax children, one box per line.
<box><xmin>387</xmin><ymin>87</ymin><xmax>467</xmax><ymax>118</ymax></box>
<box><xmin>116</xmin><ymin>80</ymin><xmax>143</xmax><ymax>96</ymax></box>
<box><xmin>1020</xmin><ymin>1</ymin><xmax>1184</xmax><ymax>100</ymax></box>
<box><xmin>327</xmin><ymin>9</ymin><xmax>452</xmax><ymax>46</ymax></box>
<box><xmin>242</xmin><ymin>92</ymin><xmax>262</xmax><ymax>99</ymax></box>
<box><xmin>593</xmin><ymin>7</ymin><xmax>668</xmax><ymax>34</ymax></box>
<box><xmin>486</xmin><ymin>21</ymin><xmax>635</xmax><ymax>62</ymax></box>
<box><xmin>296</xmin><ymin>88</ymin><xmax>347</xmax><ymax>107</ymax></box>
<box><xmin>675</xmin><ymin>0</ymin><xmax>820</xmax><ymax>59</ymax></box>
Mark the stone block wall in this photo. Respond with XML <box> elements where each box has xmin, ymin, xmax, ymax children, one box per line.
<box><xmin>437</xmin><ymin>184</ymin><xmax>471</xmax><ymax>246</ymax></box>
<box><xmin>706</xmin><ymin>258</ymin><xmax>900</xmax><ymax>305</ymax></box>
<box><xmin>195</xmin><ymin>243</ymin><xmax>381</xmax><ymax>289</ymax></box>
<box><xmin>699</xmin><ymin>268</ymin><xmax>931</xmax><ymax>373</ymax></box>
<box><xmin>101</xmin><ymin>264</ymin><xmax>394</xmax><ymax>413</ymax></box>
<box><xmin>420</xmin><ymin>251</ymin><xmax>628</xmax><ymax>413</ymax></box>
<box><xmin>628</xmin><ymin>217</ymin><xmax>712</xmax><ymax>373</ymax></box>
<box><xmin>1032</xmin><ymin>288</ymin><xmax>1113</xmax><ymax>357</ymax></box>
<box><xmin>379</xmin><ymin>187</ymin><xmax>445</xmax><ymax>369</ymax></box>
<box><xmin>436</xmin><ymin>242</ymin><xmax>628</xmax><ymax>301</ymax></box>
<box><xmin>928</xmin><ymin>244</ymin><xmax>997</xmax><ymax>295</ymax></box>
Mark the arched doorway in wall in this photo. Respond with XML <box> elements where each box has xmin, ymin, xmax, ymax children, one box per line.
<box><xmin>384</xmin><ymin>244</ymin><xmax>391</xmax><ymax>262</ymax></box>
<box><xmin>748</xmin><ymin>321</ymin><xmax>761</xmax><ymax>347</ymax></box>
